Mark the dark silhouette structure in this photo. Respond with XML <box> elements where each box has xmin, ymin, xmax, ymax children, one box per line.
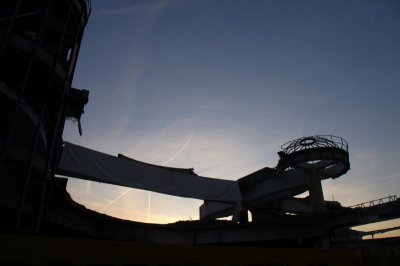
<box><xmin>0</xmin><ymin>3</ymin><xmax>399</xmax><ymax>265</ymax></box>
<box><xmin>0</xmin><ymin>0</ymin><xmax>90</xmax><ymax>232</ymax></box>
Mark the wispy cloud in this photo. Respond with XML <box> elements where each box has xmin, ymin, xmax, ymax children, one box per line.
<box><xmin>100</xmin><ymin>128</ymin><xmax>195</xmax><ymax>220</ymax></box>
<box><xmin>78</xmin><ymin>1</ymin><xmax>172</xmax><ymax>151</ymax></box>
<box><xmin>162</xmin><ymin>130</ymin><xmax>194</xmax><ymax>166</ymax></box>
<box><xmin>375</xmin><ymin>172</ymin><xmax>400</xmax><ymax>183</ymax></box>
<box><xmin>100</xmin><ymin>187</ymin><xmax>131</xmax><ymax>212</ymax></box>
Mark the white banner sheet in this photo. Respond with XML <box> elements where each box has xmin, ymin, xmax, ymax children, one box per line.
<box><xmin>56</xmin><ymin>142</ymin><xmax>242</xmax><ymax>202</ymax></box>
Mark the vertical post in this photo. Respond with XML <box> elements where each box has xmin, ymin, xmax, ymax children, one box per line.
<box><xmin>15</xmin><ymin>0</ymin><xmax>54</xmax><ymax>230</ymax></box>
<box><xmin>309</xmin><ymin>170</ymin><xmax>330</xmax><ymax>248</ymax></box>
<box><xmin>309</xmin><ymin>170</ymin><xmax>326</xmax><ymax>212</ymax></box>
<box><xmin>34</xmin><ymin>5</ymin><xmax>87</xmax><ymax>233</ymax></box>
<box><xmin>0</xmin><ymin>0</ymin><xmax>23</xmax><ymax>175</ymax></box>
<box><xmin>33</xmin><ymin>0</ymin><xmax>75</xmax><ymax>232</ymax></box>
<box><xmin>0</xmin><ymin>0</ymin><xmax>53</xmax><ymax>174</ymax></box>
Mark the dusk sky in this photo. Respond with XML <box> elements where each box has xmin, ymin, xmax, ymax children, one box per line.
<box><xmin>63</xmin><ymin>0</ymin><xmax>400</xmax><ymax>236</ymax></box>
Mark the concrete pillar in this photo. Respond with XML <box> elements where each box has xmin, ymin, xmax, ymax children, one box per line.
<box><xmin>309</xmin><ymin>170</ymin><xmax>326</xmax><ymax>211</ymax></box>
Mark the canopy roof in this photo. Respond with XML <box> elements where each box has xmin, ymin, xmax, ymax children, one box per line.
<box><xmin>56</xmin><ymin>142</ymin><xmax>242</xmax><ymax>202</ymax></box>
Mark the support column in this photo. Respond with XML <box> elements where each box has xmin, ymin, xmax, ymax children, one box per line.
<box><xmin>309</xmin><ymin>170</ymin><xmax>326</xmax><ymax>211</ymax></box>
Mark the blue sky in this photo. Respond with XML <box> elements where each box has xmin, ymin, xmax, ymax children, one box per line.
<box><xmin>63</xmin><ymin>0</ymin><xmax>400</xmax><ymax>234</ymax></box>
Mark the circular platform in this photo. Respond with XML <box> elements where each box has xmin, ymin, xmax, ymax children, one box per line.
<box><xmin>276</xmin><ymin>135</ymin><xmax>350</xmax><ymax>179</ymax></box>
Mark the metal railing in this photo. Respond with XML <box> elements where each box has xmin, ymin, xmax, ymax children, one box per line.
<box><xmin>349</xmin><ymin>195</ymin><xmax>398</xmax><ymax>208</ymax></box>
<box><xmin>281</xmin><ymin>135</ymin><xmax>349</xmax><ymax>154</ymax></box>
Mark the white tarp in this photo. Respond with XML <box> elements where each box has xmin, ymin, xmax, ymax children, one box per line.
<box><xmin>56</xmin><ymin>142</ymin><xmax>242</xmax><ymax>202</ymax></box>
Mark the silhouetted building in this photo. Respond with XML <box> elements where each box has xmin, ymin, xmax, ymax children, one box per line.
<box><xmin>0</xmin><ymin>0</ymin><xmax>90</xmax><ymax>232</ymax></box>
<box><xmin>1</xmin><ymin>3</ymin><xmax>399</xmax><ymax>265</ymax></box>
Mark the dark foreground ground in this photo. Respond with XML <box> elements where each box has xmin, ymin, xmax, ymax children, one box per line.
<box><xmin>0</xmin><ymin>232</ymin><xmax>399</xmax><ymax>266</ymax></box>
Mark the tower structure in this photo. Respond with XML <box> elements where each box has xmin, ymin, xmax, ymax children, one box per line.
<box><xmin>200</xmin><ymin>135</ymin><xmax>350</xmax><ymax>222</ymax></box>
<box><xmin>276</xmin><ymin>135</ymin><xmax>350</xmax><ymax>212</ymax></box>
<box><xmin>0</xmin><ymin>0</ymin><xmax>90</xmax><ymax>231</ymax></box>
